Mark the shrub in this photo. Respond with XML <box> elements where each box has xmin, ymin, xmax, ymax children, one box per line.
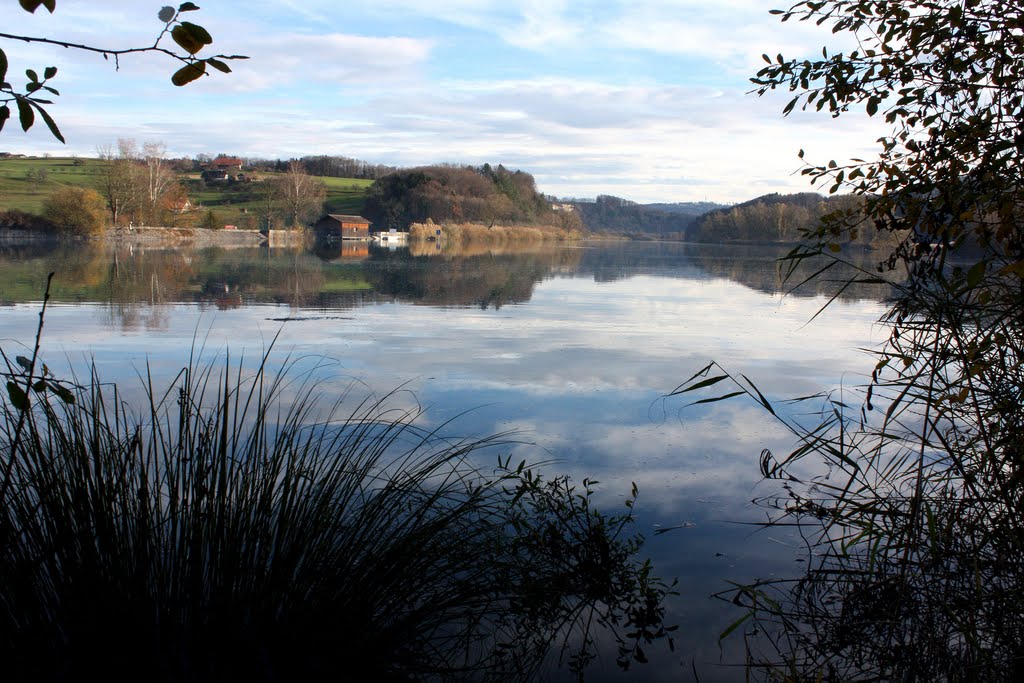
<box><xmin>42</xmin><ymin>186</ymin><xmax>106</xmax><ymax>236</ymax></box>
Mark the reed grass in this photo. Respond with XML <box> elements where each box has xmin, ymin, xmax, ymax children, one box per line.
<box><xmin>1</xmin><ymin>312</ymin><xmax>674</xmax><ymax>680</ymax></box>
<box><xmin>676</xmin><ymin>247</ymin><xmax>1024</xmax><ymax>680</ymax></box>
<box><xmin>409</xmin><ymin>221</ymin><xmax>581</xmax><ymax>245</ymax></box>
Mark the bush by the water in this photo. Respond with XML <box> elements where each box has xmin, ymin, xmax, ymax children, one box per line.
<box><xmin>42</xmin><ymin>186</ymin><xmax>106</xmax><ymax>236</ymax></box>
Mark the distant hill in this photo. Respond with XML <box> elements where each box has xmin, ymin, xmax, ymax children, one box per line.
<box><xmin>569</xmin><ymin>195</ymin><xmax>726</xmax><ymax>238</ymax></box>
<box><xmin>643</xmin><ymin>201</ymin><xmax>725</xmax><ymax>216</ymax></box>
<box><xmin>688</xmin><ymin>192</ymin><xmax>857</xmax><ymax>244</ymax></box>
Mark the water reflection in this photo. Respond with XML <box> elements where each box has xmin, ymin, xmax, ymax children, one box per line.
<box><xmin>0</xmin><ymin>239</ymin><xmax>890</xmax><ymax>680</ymax></box>
<box><xmin>0</xmin><ymin>240</ymin><xmax>890</xmax><ymax>323</ymax></box>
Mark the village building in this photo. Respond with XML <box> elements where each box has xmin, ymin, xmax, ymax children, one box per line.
<box><xmin>210</xmin><ymin>155</ymin><xmax>243</xmax><ymax>171</ymax></box>
<box><xmin>314</xmin><ymin>214</ymin><xmax>372</xmax><ymax>240</ymax></box>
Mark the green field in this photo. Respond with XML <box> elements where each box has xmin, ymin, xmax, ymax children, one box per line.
<box><xmin>0</xmin><ymin>156</ymin><xmax>370</xmax><ymax>220</ymax></box>
<box><xmin>0</xmin><ymin>157</ymin><xmax>108</xmax><ymax>214</ymax></box>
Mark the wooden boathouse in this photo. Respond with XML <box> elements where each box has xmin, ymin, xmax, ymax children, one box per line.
<box><xmin>314</xmin><ymin>214</ymin><xmax>372</xmax><ymax>240</ymax></box>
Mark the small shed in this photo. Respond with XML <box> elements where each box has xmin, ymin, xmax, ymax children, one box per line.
<box><xmin>314</xmin><ymin>214</ymin><xmax>372</xmax><ymax>240</ymax></box>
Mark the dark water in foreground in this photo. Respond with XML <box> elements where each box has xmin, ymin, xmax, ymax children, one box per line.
<box><xmin>0</xmin><ymin>239</ymin><xmax>888</xmax><ymax>680</ymax></box>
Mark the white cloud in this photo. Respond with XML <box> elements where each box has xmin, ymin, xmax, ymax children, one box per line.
<box><xmin>3</xmin><ymin>0</ymin><xmax>890</xmax><ymax>203</ymax></box>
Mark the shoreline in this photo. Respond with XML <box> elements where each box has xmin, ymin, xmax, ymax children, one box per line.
<box><xmin>0</xmin><ymin>226</ymin><xmax>310</xmax><ymax>248</ymax></box>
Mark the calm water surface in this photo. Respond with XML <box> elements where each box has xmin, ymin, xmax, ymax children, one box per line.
<box><xmin>0</xmin><ymin>239</ymin><xmax>888</xmax><ymax>680</ymax></box>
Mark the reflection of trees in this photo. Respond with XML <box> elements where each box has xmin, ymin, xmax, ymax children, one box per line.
<box><xmin>363</xmin><ymin>245</ymin><xmax>583</xmax><ymax>309</ymax></box>
<box><xmin>0</xmin><ymin>242</ymin><xmax>892</xmax><ymax>324</ymax></box>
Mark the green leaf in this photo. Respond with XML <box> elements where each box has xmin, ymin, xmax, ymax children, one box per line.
<box><xmin>966</xmin><ymin>260</ymin><xmax>986</xmax><ymax>288</ymax></box>
<box><xmin>15</xmin><ymin>355</ymin><xmax>31</xmax><ymax>371</ymax></box>
<box><xmin>43</xmin><ymin>66</ymin><xmax>57</xmax><ymax>80</ymax></box>
<box><xmin>158</xmin><ymin>6</ymin><xmax>176</xmax><ymax>23</ymax></box>
<box><xmin>6</xmin><ymin>381</ymin><xmax>28</xmax><ymax>411</ymax></box>
<box><xmin>0</xmin><ymin>49</ymin><xmax>8</xmax><ymax>83</ymax></box>
<box><xmin>179</xmin><ymin>2</ymin><xmax>201</xmax><ymax>10</ymax></box>
<box><xmin>26</xmin><ymin>69</ymin><xmax>39</xmax><ymax>83</ymax></box>
<box><xmin>32</xmin><ymin>101</ymin><xmax>65</xmax><ymax>143</ymax></box>
<box><xmin>16</xmin><ymin>97</ymin><xmax>34</xmax><ymax>132</ymax></box>
<box><xmin>718</xmin><ymin>612</ymin><xmax>752</xmax><ymax>643</ymax></box>
<box><xmin>0</xmin><ymin>105</ymin><xmax>9</xmax><ymax>132</ymax></box>
<box><xmin>171</xmin><ymin>61</ymin><xmax>206</xmax><ymax>86</ymax></box>
<box><xmin>172</xmin><ymin>22</ymin><xmax>213</xmax><ymax>55</ymax></box>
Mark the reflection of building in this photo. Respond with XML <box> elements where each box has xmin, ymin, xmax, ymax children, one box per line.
<box><xmin>314</xmin><ymin>214</ymin><xmax>372</xmax><ymax>240</ymax></box>
<box><xmin>374</xmin><ymin>228</ymin><xmax>408</xmax><ymax>244</ymax></box>
<box><xmin>314</xmin><ymin>241</ymin><xmax>370</xmax><ymax>261</ymax></box>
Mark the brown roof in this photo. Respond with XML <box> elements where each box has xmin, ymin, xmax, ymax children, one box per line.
<box><xmin>211</xmin><ymin>156</ymin><xmax>243</xmax><ymax>168</ymax></box>
<box><xmin>325</xmin><ymin>214</ymin><xmax>371</xmax><ymax>224</ymax></box>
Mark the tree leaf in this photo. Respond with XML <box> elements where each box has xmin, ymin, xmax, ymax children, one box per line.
<box><xmin>158</xmin><ymin>6</ymin><xmax>176</xmax><ymax>23</ymax></box>
<box><xmin>6</xmin><ymin>381</ymin><xmax>28</xmax><ymax>411</ymax></box>
<box><xmin>43</xmin><ymin>66</ymin><xmax>57</xmax><ymax>80</ymax></box>
<box><xmin>16</xmin><ymin>97</ymin><xmax>34</xmax><ymax>132</ymax></box>
<box><xmin>0</xmin><ymin>49</ymin><xmax>8</xmax><ymax>83</ymax></box>
<box><xmin>205</xmin><ymin>57</ymin><xmax>231</xmax><ymax>73</ymax></box>
<box><xmin>32</xmin><ymin>101</ymin><xmax>65</xmax><ymax>143</ymax></box>
<box><xmin>966</xmin><ymin>260</ymin><xmax>986</xmax><ymax>288</ymax></box>
<box><xmin>19</xmin><ymin>0</ymin><xmax>53</xmax><ymax>13</ymax></box>
<box><xmin>171</xmin><ymin>61</ymin><xmax>206</xmax><ymax>86</ymax></box>
<box><xmin>15</xmin><ymin>355</ymin><xmax>31</xmax><ymax>371</ymax></box>
<box><xmin>0</xmin><ymin>105</ymin><xmax>9</xmax><ymax>132</ymax></box>
<box><xmin>172</xmin><ymin>22</ymin><xmax>213</xmax><ymax>55</ymax></box>
<box><xmin>179</xmin><ymin>2</ymin><xmax>201</xmax><ymax>11</ymax></box>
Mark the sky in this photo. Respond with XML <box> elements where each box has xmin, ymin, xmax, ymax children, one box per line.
<box><xmin>2</xmin><ymin>0</ymin><xmax>887</xmax><ymax>204</ymax></box>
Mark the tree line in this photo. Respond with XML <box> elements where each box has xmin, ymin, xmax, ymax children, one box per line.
<box><xmin>237</xmin><ymin>155</ymin><xmax>397</xmax><ymax>181</ymax></box>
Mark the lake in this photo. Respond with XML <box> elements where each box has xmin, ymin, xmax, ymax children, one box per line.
<box><xmin>0</xmin><ymin>238</ymin><xmax>888</xmax><ymax>680</ymax></box>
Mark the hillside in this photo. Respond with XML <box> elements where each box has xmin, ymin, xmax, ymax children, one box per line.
<box><xmin>570</xmin><ymin>195</ymin><xmax>726</xmax><ymax>238</ymax></box>
<box><xmin>362</xmin><ymin>164</ymin><xmax>581</xmax><ymax>233</ymax></box>
<box><xmin>0</xmin><ymin>156</ymin><xmax>370</xmax><ymax>228</ymax></box>
<box><xmin>688</xmin><ymin>192</ymin><xmax>863</xmax><ymax>244</ymax></box>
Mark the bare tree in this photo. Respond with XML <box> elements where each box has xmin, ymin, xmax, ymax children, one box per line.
<box><xmin>95</xmin><ymin>139</ymin><xmax>140</xmax><ymax>226</ymax></box>
<box><xmin>279</xmin><ymin>161</ymin><xmax>326</xmax><ymax>227</ymax></box>
<box><xmin>142</xmin><ymin>141</ymin><xmax>175</xmax><ymax>224</ymax></box>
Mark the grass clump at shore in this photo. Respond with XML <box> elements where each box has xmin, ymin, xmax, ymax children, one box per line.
<box><xmin>0</xmin><ymin>316</ymin><xmax>674</xmax><ymax>680</ymax></box>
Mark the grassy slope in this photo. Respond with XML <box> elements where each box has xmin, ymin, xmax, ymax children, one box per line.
<box><xmin>0</xmin><ymin>157</ymin><xmax>370</xmax><ymax>218</ymax></box>
<box><xmin>0</xmin><ymin>157</ymin><xmax>106</xmax><ymax>213</ymax></box>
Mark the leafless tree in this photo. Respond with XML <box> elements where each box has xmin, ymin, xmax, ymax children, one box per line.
<box><xmin>279</xmin><ymin>161</ymin><xmax>326</xmax><ymax>227</ymax></box>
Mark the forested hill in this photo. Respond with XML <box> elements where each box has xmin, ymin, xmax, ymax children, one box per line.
<box><xmin>362</xmin><ymin>164</ymin><xmax>581</xmax><ymax>231</ymax></box>
<box><xmin>687</xmin><ymin>192</ymin><xmax>880</xmax><ymax>245</ymax></box>
<box><xmin>570</xmin><ymin>195</ymin><xmax>725</xmax><ymax>238</ymax></box>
